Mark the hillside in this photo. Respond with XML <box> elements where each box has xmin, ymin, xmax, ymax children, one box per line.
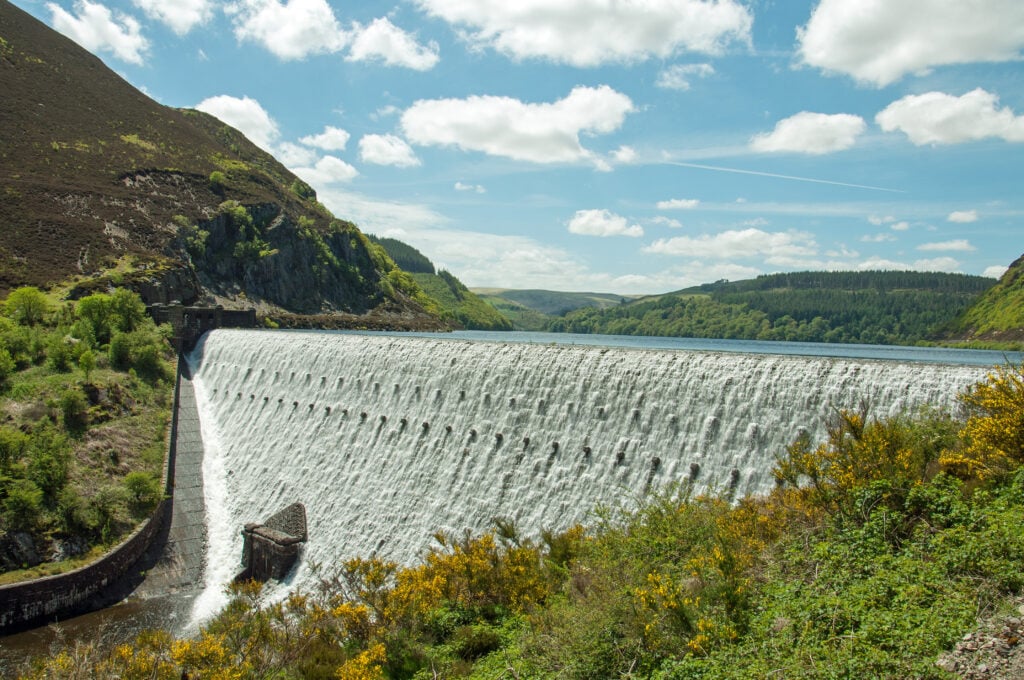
<box><xmin>549</xmin><ymin>270</ymin><xmax>996</xmax><ymax>345</ymax></box>
<box><xmin>0</xmin><ymin>1</ymin><xmax>441</xmax><ymax>327</ymax></box>
<box><xmin>473</xmin><ymin>288</ymin><xmax>628</xmax><ymax>331</ymax></box>
<box><xmin>368</xmin><ymin>237</ymin><xmax>512</xmax><ymax>330</ymax></box>
<box><xmin>942</xmin><ymin>253</ymin><xmax>1024</xmax><ymax>346</ymax></box>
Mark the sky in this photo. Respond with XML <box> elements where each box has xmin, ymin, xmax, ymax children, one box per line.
<box><xmin>12</xmin><ymin>0</ymin><xmax>1024</xmax><ymax>294</ymax></box>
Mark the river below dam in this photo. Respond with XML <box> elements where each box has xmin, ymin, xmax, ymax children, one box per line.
<box><xmin>2</xmin><ymin>331</ymin><xmax>1017</xmax><ymax>668</ymax></box>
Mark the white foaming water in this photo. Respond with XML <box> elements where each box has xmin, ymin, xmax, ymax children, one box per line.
<box><xmin>187</xmin><ymin>329</ymin><xmax>989</xmax><ymax>619</ymax></box>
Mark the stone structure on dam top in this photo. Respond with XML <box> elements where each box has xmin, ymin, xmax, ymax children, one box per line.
<box><xmin>186</xmin><ymin>329</ymin><xmax>991</xmax><ymax>616</ymax></box>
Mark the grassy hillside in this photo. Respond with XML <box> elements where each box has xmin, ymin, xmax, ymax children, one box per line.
<box><xmin>367</xmin><ymin>236</ymin><xmax>512</xmax><ymax>331</ymax></box>
<box><xmin>550</xmin><ymin>270</ymin><xmax>995</xmax><ymax>345</ymax></box>
<box><xmin>0</xmin><ymin>1</ymin><xmax>441</xmax><ymax>328</ymax></box>
<box><xmin>943</xmin><ymin>253</ymin><xmax>1024</xmax><ymax>347</ymax></box>
<box><xmin>473</xmin><ymin>289</ymin><xmax>628</xmax><ymax>331</ymax></box>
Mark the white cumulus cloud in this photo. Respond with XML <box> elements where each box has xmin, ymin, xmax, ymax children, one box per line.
<box><xmin>300</xmin><ymin>126</ymin><xmax>351</xmax><ymax>151</ymax></box>
<box><xmin>195</xmin><ymin>94</ymin><xmax>280</xmax><ymax>151</ymax></box>
<box><xmin>226</xmin><ymin>0</ymin><xmax>438</xmax><ymax>68</ymax></box>
<box><xmin>48</xmin><ymin>0</ymin><xmax>149</xmax><ymax>64</ymax></box>
<box><xmin>358</xmin><ymin>134</ymin><xmax>421</xmax><ymax>167</ymax></box>
<box><xmin>657</xmin><ymin>198</ymin><xmax>700</xmax><ymax>210</ymax></box>
<box><xmin>644</xmin><ymin>228</ymin><xmax>817</xmax><ymax>263</ymax></box>
<box><xmin>857</xmin><ymin>256</ymin><xmax>961</xmax><ymax>272</ymax></box>
<box><xmin>414</xmin><ymin>0</ymin><xmax>751</xmax><ymax>67</ymax></box>
<box><xmin>861</xmin><ymin>233</ymin><xmax>896</xmax><ymax>243</ymax></box>
<box><xmin>612</xmin><ymin>145</ymin><xmax>638</xmax><ymax>164</ymax></box>
<box><xmin>876</xmin><ymin>89</ymin><xmax>1024</xmax><ymax>145</ymax></box>
<box><xmin>348</xmin><ymin>17</ymin><xmax>439</xmax><ymax>70</ymax></box>
<box><xmin>656</xmin><ymin>63</ymin><xmax>715</xmax><ymax>90</ymax></box>
<box><xmin>454</xmin><ymin>182</ymin><xmax>486</xmax><ymax>194</ymax></box>
<box><xmin>292</xmin><ymin>155</ymin><xmax>359</xmax><ymax>186</ymax></box>
<box><xmin>983</xmin><ymin>265</ymin><xmax>1008</xmax><ymax>279</ymax></box>
<box><xmin>797</xmin><ymin>0</ymin><xmax>1024</xmax><ymax>87</ymax></box>
<box><xmin>917</xmin><ymin>240</ymin><xmax>976</xmax><ymax>252</ymax></box>
<box><xmin>948</xmin><ymin>210</ymin><xmax>979</xmax><ymax>223</ymax></box>
<box><xmin>226</xmin><ymin>0</ymin><xmax>348</xmax><ymax>60</ymax></box>
<box><xmin>750</xmin><ymin>112</ymin><xmax>866</xmax><ymax>155</ymax></box>
<box><xmin>401</xmin><ymin>85</ymin><xmax>635</xmax><ymax>165</ymax></box>
<box><xmin>132</xmin><ymin>0</ymin><xmax>212</xmax><ymax>35</ymax></box>
<box><xmin>275</xmin><ymin>141</ymin><xmax>318</xmax><ymax>167</ymax></box>
<box><xmin>568</xmin><ymin>209</ymin><xmax>644</xmax><ymax>238</ymax></box>
<box><xmin>650</xmin><ymin>216</ymin><xmax>683</xmax><ymax>229</ymax></box>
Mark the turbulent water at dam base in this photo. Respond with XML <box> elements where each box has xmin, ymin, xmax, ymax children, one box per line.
<box><xmin>185</xmin><ymin>329</ymin><xmax>997</xmax><ymax>622</ymax></box>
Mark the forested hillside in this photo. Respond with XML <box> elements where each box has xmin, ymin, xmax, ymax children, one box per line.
<box><xmin>550</xmin><ymin>271</ymin><xmax>995</xmax><ymax>345</ymax></box>
<box><xmin>368</xmin><ymin>237</ymin><xmax>512</xmax><ymax>331</ymax></box>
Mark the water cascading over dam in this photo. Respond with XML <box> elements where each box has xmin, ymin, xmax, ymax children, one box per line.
<box><xmin>188</xmin><ymin>330</ymin><xmax>989</xmax><ymax>617</ymax></box>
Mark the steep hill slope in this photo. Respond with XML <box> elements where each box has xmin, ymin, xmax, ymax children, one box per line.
<box><xmin>0</xmin><ymin>1</ymin><xmax>441</xmax><ymax>326</ymax></box>
<box><xmin>368</xmin><ymin>236</ymin><xmax>511</xmax><ymax>330</ymax></box>
<box><xmin>943</xmin><ymin>253</ymin><xmax>1024</xmax><ymax>346</ymax></box>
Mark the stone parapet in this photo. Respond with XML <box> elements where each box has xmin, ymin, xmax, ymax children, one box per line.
<box><xmin>237</xmin><ymin>503</ymin><xmax>307</xmax><ymax>583</ymax></box>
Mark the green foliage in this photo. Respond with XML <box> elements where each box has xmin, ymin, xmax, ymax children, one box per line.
<box><xmin>123</xmin><ymin>471</ymin><xmax>163</xmax><ymax>513</ymax></box>
<box><xmin>0</xmin><ymin>288</ymin><xmax>171</xmax><ymax>579</ymax></box>
<box><xmin>946</xmin><ymin>253</ymin><xmax>1024</xmax><ymax>342</ymax></box>
<box><xmin>208</xmin><ymin>170</ymin><xmax>227</xmax><ymax>193</ymax></box>
<box><xmin>4</xmin><ymin>286</ymin><xmax>50</xmax><ymax>326</ymax></box>
<box><xmin>58</xmin><ymin>387</ymin><xmax>89</xmax><ymax>433</ymax></box>
<box><xmin>411</xmin><ymin>271</ymin><xmax>513</xmax><ymax>330</ymax></box>
<box><xmin>366</xmin><ymin>235</ymin><xmax>436</xmax><ymax>274</ymax></box>
<box><xmin>0</xmin><ymin>346</ymin><xmax>15</xmax><ymax>385</ymax></box>
<box><xmin>290</xmin><ymin>178</ymin><xmax>316</xmax><ymax>201</ymax></box>
<box><xmin>3</xmin><ymin>479</ymin><xmax>44</xmax><ymax>531</ymax></box>
<box><xmin>78</xmin><ymin>348</ymin><xmax>96</xmax><ymax>380</ymax></box>
<box><xmin>109</xmin><ymin>327</ymin><xmax>170</xmax><ymax>382</ymax></box>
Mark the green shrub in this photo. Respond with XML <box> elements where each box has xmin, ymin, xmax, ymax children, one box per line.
<box><xmin>208</xmin><ymin>170</ymin><xmax>227</xmax><ymax>193</ymax></box>
<box><xmin>3</xmin><ymin>286</ymin><xmax>50</xmax><ymax>326</ymax></box>
<box><xmin>3</xmin><ymin>478</ymin><xmax>43</xmax><ymax>531</ymax></box>
<box><xmin>58</xmin><ymin>387</ymin><xmax>89</xmax><ymax>434</ymax></box>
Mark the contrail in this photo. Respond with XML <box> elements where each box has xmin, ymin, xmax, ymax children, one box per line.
<box><xmin>663</xmin><ymin>161</ymin><xmax>907</xmax><ymax>193</ymax></box>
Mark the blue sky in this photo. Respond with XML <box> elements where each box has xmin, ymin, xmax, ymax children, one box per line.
<box><xmin>13</xmin><ymin>0</ymin><xmax>1024</xmax><ymax>293</ymax></box>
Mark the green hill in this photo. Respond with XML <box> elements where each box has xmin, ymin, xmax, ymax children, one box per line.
<box><xmin>942</xmin><ymin>253</ymin><xmax>1024</xmax><ymax>347</ymax></box>
<box><xmin>367</xmin><ymin>237</ymin><xmax>511</xmax><ymax>331</ymax></box>
<box><xmin>548</xmin><ymin>270</ymin><xmax>996</xmax><ymax>345</ymax></box>
<box><xmin>0</xmin><ymin>0</ymin><xmax>441</xmax><ymax>328</ymax></box>
<box><xmin>473</xmin><ymin>288</ymin><xmax>629</xmax><ymax>331</ymax></box>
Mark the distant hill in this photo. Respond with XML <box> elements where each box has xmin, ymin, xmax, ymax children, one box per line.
<box><xmin>473</xmin><ymin>289</ymin><xmax>629</xmax><ymax>331</ymax></box>
<box><xmin>547</xmin><ymin>270</ymin><xmax>997</xmax><ymax>345</ymax></box>
<box><xmin>942</xmin><ymin>253</ymin><xmax>1024</xmax><ymax>347</ymax></box>
<box><xmin>0</xmin><ymin>1</ymin><xmax>442</xmax><ymax>327</ymax></box>
<box><xmin>368</xmin><ymin>237</ymin><xmax>511</xmax><ymax>331</ymax></box>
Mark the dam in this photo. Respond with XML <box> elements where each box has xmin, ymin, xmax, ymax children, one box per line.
<box><xmin>186</xmin><ymin>329</ymin><xmax>991</xmax><ymax>619</ymax></box>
